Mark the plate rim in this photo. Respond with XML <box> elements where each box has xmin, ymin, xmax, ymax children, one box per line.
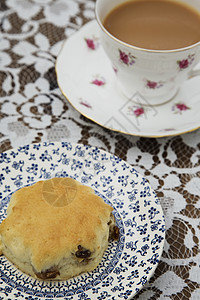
<box><xmin>0</xmin><ymin>142</ymin><xmax>165</xmax><ymax>299</ymax></box>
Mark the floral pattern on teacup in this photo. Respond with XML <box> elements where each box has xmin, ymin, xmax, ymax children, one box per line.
<box><xmin>177</xmin><ymin>54</ymin><xmax>195</xmax><ymax>70</ymax></box>
<box><xmin>85</xmin><ymin>37</ymin><xmax>99</xmax><ymax>50</ymax></box>
<box><xmin>145</xmin><ymin>80</ymin><xmax>164</xmax><ymax>89</ymax></box>
<box><xmin>91</xmin><ymin>75</ymin><xmax>106</xmax><ymax>86</ymax></box>
<box><xmin>119</xmin><ymin>49</ymin><xmax>136</xmax><ymax>66</ymax></box>
<box><xmin>172</xmin><ymin>102</ymin><xmax>190</xmax><ymax>114</ymax></box>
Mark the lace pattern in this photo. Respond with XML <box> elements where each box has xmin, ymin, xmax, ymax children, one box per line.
<box><xmin>0</xmin><ymin>0</ymin><xmax>200</xmax><ymax>299</ymax></box>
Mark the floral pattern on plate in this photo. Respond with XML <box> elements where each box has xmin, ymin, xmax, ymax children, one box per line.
<box><xmin>172</xmin><ymin>102</ymin><xmax>190</xmax><ymax>114</ymax></box>
<box><xmin>0</xmin><ymin>142</ymin><xmax>165</xmax><ymax>299</ymax></box>
<box><xmin>79</xmin><ymin>98</ymin><xmax>92</xmax><ymax>109</ymax></box>
<box><xmin>91</xmin><ymin>75</ymin><xmax>106</xmax><ymax>86</ymax></box>
<box><xmin>85</xmin><ymin>36</ymin><xmax>99</xmax><ymax>50</ymax></box>
<box><xmin>127</xmin><ymin>105</ymin><xmax>145</xmax><ymax>117</ymax></box>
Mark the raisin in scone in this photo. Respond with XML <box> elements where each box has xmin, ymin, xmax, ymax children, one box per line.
<box><xmin>0</xmin><ymin>177</ymin><xmax>118</xmax><ymax>280</ymax></box>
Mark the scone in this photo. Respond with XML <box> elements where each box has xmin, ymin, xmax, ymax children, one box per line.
<box><xmin>0</xmin><ymin>177</ymin><xmax>119</xmax><ymax>280</ymax></box>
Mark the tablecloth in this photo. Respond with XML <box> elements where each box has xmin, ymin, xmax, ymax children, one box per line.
<box><xmin>0</xmin><ymin>0</ymin><xmax>199</xmax><ymax>299</ymax></box>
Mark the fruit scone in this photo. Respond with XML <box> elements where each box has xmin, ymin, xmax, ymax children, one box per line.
<box><xmin>0</xmin><ymin>177</ymin><xmax>119</xmax><ymax>280</ymax></box>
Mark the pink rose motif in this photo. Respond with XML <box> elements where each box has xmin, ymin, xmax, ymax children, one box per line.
<box><xmin>178</xmin><ymin>59</ymin><xmax>189</xmax><ymax>69</ymax></box>
<box><xmin>172</xmin><ymin>102</ymin><xmax>190</xmax><ymax>113</ymax></box>
<box><xmin>177</xmin><ymin>54</ymin><xmax>195</xmax><ymax>70</ymax></box>
<box><xmin>128</xmin><ymin>105</ymin><xmax>147</xmax><ymax>117</ymax></box>
<box><xmin>85</xmin><ymin>38</ymin><xmax>98</xmax><ymax>50</ymax></box>
<box><xmin>146</xmin><ymin>80</ymin><xmax>158</xmax><ymax>89</ymax></box>
<box><xmin>134</xmin><ymin>107</ymin><xmax>144</xmax><ymax>117</ymax></box>
<box><xmin>119</xmin><ymin>49</ymin><xmax>136</xmax><ymax>65</ymax></box>
<box><xmin>113</xmin><ymin>66</ymin><xmax>118</xmax><ymax>73</ymax></box>
<box><xmin>119</xmin><ymin>50</ymin><xmax>129</xmax><ymax>65</ymax></box>
<box><xmin>79</xmin><ymin>99</ymin><xmax>92</xmax><ymax>109</ymax></box>
<box><xmin>91</xmin><ymin>79</ymin><xmax>105</xmax><ymax>86</ymax></box>
<box><xmin>146</xmin><ymin>80</ymin><xmax>163</xmax><ymax>89</ymax></box>
<box><xmin>176</xmin><ymin>103</ymin><xmax>189</xmax><ymax>111</ymax></box>
<box><xmin>91</xmin><ymin>75</ymin><xmax>106</xmax><ymax>86</ymax></box>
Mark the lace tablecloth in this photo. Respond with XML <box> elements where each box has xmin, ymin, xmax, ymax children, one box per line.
<box><xmin>0</xmin><ymin>1</ymin><xmax>199</xmax><ymax>299</ymax></box>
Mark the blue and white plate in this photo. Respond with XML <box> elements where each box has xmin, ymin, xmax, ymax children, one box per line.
<box><xmin>0</xmin><ymin>142</ymin><xmax>165</xmax><ymax>299</ymax></box>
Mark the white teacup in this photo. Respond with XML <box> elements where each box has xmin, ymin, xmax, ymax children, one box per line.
<box><xmin>95</xmin><ymin>0</ymin><xmax>200</xmax><ymax>106</ymax></box>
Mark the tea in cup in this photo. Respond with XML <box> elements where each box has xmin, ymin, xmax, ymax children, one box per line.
<box><xmin>95</xmin><ymin>0</ymin><xmax>200</xmax><ymax>105</ymax></box>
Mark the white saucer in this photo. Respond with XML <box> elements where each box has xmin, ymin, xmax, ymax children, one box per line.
<box><xmin>56</xmin><ymin>20</ymin><xmax>200</xmax><ymax>138</ymax></box>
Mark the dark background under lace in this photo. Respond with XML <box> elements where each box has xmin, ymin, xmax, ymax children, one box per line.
<box><xmin>0</xmin><ymin>0</ymin><xmax>199</xmax><ymax>299</ymax></box>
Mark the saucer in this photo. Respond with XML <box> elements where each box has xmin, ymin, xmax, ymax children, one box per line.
<box><xmin>56</xmin><ymin>20</ymin><xmax>200</xmax><ymax>138</ymax></box>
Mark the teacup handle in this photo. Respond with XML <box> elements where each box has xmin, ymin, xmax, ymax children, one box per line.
<box><xmin>188</xmin><ymin>69</ymin><xmax>200</xmax><ymax>78</ymax></box>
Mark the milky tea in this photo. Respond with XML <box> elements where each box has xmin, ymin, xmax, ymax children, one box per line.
<box><xmin>103</xmin><ymin>0</ymin><xmax>200</xmax><ymax>50</ymax></box>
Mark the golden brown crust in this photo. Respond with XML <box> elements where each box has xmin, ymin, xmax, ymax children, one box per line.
<box><xmin>0</xmin><ymin>177</ymin><xmax>114</xmax><ymax>278</ymax></box>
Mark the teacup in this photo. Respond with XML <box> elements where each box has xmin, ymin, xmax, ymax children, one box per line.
<box><xmin>95</xmin><ymin>0</ymin><xmax>200</xmax><ymax>106</ymax></box>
